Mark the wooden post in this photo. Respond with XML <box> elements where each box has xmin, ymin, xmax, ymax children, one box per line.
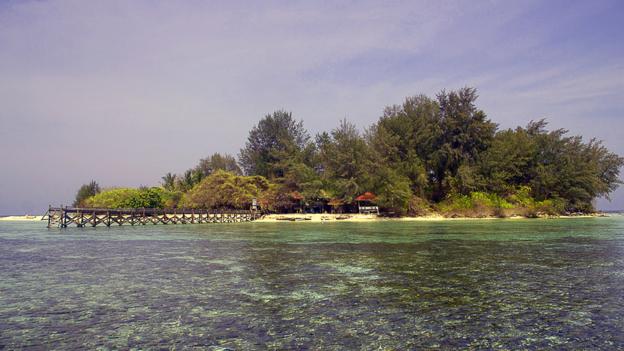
<box><xmin>160</xmin><ymin>208</ymin><xmax>166</xmax><ymax>224</ymax></box>
<box><xmin>61</xmin><ymin>206</ymin><xmax>67</xmax><ymax>228</ymax></box>
<box><xmin>47</xmin><ymin>205</ymin><xmax>51</xmax><ymax>228</ymax></box>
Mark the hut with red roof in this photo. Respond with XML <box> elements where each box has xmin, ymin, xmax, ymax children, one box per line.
<box><xmin>355</xmin><ymin>192</ymin><xmax>379</xmax><ymax>214</ymax></box>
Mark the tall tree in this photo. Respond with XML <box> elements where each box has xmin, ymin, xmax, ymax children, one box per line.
<box><xmin>175</xmin><ymin>169</ymin><xmax>200</xmax><ymax>192</ymax></box>
<box><xmin>161</xmin><ymin>173</ymin><xmax>177</xmax><ymax>191</ymax></box>
<box><xmin>369</xmin><ymin>94</ymin><xmax>438</xmax><ymax>197</ymax></box>
<box><xmin>73</xmin><ymin>180</ymin><xmax>101</xmax><ymax>207</ymax></box>
<box><xmin>370</xmin><ymin>88</ymin><xmax>497</xmax><ymax>201</ymax></box>
<box><xmin>239</xmin><ymin>110</ymin><xmax>312</xmax><ymax>178</ymax></box>
<box><xmin>524</xmin><ymin>120</ymin><xmax>623</xmax><ymax>211</ymax></box>
<box><xmin>432</xmin><ymin>87</ymin><xmax>497</xmax><ymax>199</ymax></box>
<box><xmin>196</xmin><ymin>153</ymin><xmax>241</xmax><ymax>176</ymax></box>
<box><xmin>479</xmin><ymin>126</ymin><xmax>536</xmax><ymax>194</ymax></box>
<box><xmin>317</xmin><ymin>119</ymin><xmax>373</xmax><ymax>202</ymax></box>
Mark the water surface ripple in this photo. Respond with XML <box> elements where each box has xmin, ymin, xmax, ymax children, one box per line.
<box><xmin>1</xmin><ymin>218</ymin><xmax>623</xmax><ymax>349</ymax></box>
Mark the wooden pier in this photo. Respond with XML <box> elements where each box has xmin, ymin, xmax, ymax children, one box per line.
<box><xmin>44</xmin><ymin>206</ymin><xmax>261</xmax><ymax>228</ymax></box>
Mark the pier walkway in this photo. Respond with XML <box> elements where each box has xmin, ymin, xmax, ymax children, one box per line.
<box><xmin>44</xmin><ymin>206</ymin><xmax>261</xmax><ymax>228</ymax></box>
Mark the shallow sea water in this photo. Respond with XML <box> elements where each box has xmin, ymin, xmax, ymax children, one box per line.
<box><xmin>1</xmin><ymin>217</ymin><xmax>624</xmax><ymax>350</ymax></box>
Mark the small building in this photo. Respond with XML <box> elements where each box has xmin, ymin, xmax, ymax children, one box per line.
<box><xmin>355</xmin><ymin>192</ymin><xmax>379</xmax><ymax>214</ymax></box>
<box><xmin>328</xmin><ymin>198</ymin><xmax>345</xmax><ymax>214</ymax></box>
<box><xmin>290</xmin><ymin>191</ymin><xmax>305</xmax><ymax>213</ymax></box>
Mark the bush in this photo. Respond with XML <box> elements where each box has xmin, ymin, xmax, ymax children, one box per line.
<box><xmin>84</xmin><ymin>187</ymin><xmax>166</xmax><ymax>208</ymax></box>
<box><xmin>534</xmin><ymin>198</ymin><xmax>566</xmax><ymax>216</ymax></box>
<box><xmin>408</xmin><ymin>196</ymin><xmax>433</xmax><ymax>216</ymax></box>
<box><xmin>182</xmin><ymin>170</ymin><xmax>272</xmax><ymax>209</ymax></box>
<box><xmin>437</xmin><ymin>192</ymin><xmax>514</xmax><ymax>218</ymax></box>
<box><xmin>376</xmin><ymin>178</ymin><xmax>412</xmax><ymax>216</ymax></box>
<box><xmin>507</xmin><ymin>186</ymin><xmax>565</xmax><ymax>217</ymax></box>
<box><xmin>160</xmin><ymin>190</ymin><xmax>184</xmax><ymax>208</ymax></box>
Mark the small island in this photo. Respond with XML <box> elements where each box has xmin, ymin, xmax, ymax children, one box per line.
<box><xmin>66</xmin><ymin>87</ymin><xmax>623</xmax><ymax>221</ymax></box>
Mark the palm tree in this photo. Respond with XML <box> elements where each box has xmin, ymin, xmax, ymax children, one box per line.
<box><xmin>161</xmin><ymin>173</ymin><xmax>176</xmax><ymax>191</ymax></box>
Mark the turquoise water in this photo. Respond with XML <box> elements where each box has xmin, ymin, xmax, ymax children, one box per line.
<box><xmin>1</xmin><ymin>217</ymin><xmax>624</xmax><ymax>349</ymax></box>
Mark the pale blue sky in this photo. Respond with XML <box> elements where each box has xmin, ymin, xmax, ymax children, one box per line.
<box><xmin>1</xmin><ymin>0</ymin><xmax>623</xmax><ymax>214</ymax></box>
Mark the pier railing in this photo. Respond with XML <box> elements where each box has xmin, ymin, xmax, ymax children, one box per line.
<box><xmin>43</xmin><ymin>206</ymin><xmax>261</xmax><ymax>228</ymax></box>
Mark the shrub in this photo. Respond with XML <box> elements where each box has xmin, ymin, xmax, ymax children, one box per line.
<box><xmin>376</xmin><ymin>175</ymin><xmax>412</xmax><ymax>216</ymax></box>
<box><xmin>84</xmin><ymin>187</ymin><xmax>166</xmax><ymax>208</ymax></box>
<box><xmin>507</xmin><ymin>186</ymin><xmax>566</xmax><ymax>217</ymax></box>
<box><xmin>408</xmin><ymin>196</ymin><xmax>433</xmax><ymax>216</ymax></box>
<box><xmin>160</xmin><ymin>190</ymin><xmax>184</xmax><ymax>208</ymax></box>
<box><xmin>534</xmin><ymin>198</ymin><xmax>566</xmax><ymax>216</ymax></box>
<box><xmin>183</xmin><ymin>170</ymin><xmax>272</xmax><ymax>209</ymax></box>
<box><xmin>437</xmin><ymin>192</ymin><xmax>513</xmax><ymax>218</ymax></box>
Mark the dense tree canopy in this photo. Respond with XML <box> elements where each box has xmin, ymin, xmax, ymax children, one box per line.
<box><xmin>77</xmin><ymin>87</ymin><xmax>623</xmax><ymax>216</ymax></box>
<box><xmin>239</xmin><ymin>110</ymin><xmax>313</xmax><ymax>179</ymax></box>
<box><xmin>181</xmin><ymin>170</ymin><xmax>270</xmax><ymax>209</ymax></box>
<box><xmin>317</xmin><ymin>119</ymin><xmax>374</xmax><ymax>203</ymax></box>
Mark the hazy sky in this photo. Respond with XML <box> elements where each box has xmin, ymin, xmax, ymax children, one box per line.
<box><xmin>1</xmin><ymin>0</ymin><xmax>623</xmax><ymax>214</ymax></box>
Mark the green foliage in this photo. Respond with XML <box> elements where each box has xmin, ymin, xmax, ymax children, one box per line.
<box><xmin>479</xmin><ymin>128</ymin><xmax>536</xmax><ymax>194</ymax></box>
<box><xmin>317</xmin><ymin>119</ymin><xmax>374</xmax><ymax>203</ymax></box>
<box><xmin>370</xmin><ymin>88</ymin><xmax>498</xmax><ymax>201</ymax></box>
<box><xmin>75</xmin><ymin>87</ymin><xmax>623</xmax><ymax>216</ymax></box>
<box><xmin>408</xmin><ymin>196</ymin><xmax>432</xmax><ymax>216</ymax></box>
<box><xmin>374</xmin><ymin>169</ymin><xmax>412</xmax><ymax>215</ymax></box>
<box><xmin>181</xmin><ymin>170</ymin><xmax>271</xmax><ymax>209</ymax></box>
<box><xmin>158</xmin><ymin>189</ymin><xmax>184</xmax><ymax>208</ymax></box>
<box><xmin>507</xmin><ymin>186</ymin><xmax>535</xmax><ymax>208</ymax></box>
<box><xmin>197</xmin><ymin>153</ymin><xmax>241</xmax><ymax>176</ymax></box>
<box><xmin>161</xmin><ymin>173</ymin><xmax>176</xmax><ymax>191</ymax></box>
<box><xmin>280</xmin><ymin>161</ymin><xmax>323</xmax><ymax>202</ymax></box>
<box><xmin>369</xmin><ymin>95</ymin><xmax>438</xmax><ymax>197</ymax></box>
<box><xmin>73</xmin><ymin>180</ymin><xmax>101</xmax><ymax>207</ymax></box>
<box><xmin>527</xmin><ymin>120</ymin><xmax>623</xmax><ymax>212</ymax></box>
<box><xmin>534</xmin><ymin>198</ymin><xmax>566</xmax><ymax>216</ymax></box>
<box><xmin>367</xmin><ymin>91</ymin><xmax>622</xmax><ymax>214</ymax></box>
<box><xmin>239</xmin><ymin>110</ymin><xmax>312</xmax><ymax>178</ymax></box>
<box><xmin>84</xmin><ymin>187</ymin><xmax>166</xmax><ymax>208</ymax></box>
<box><xmin>437</xmin><ymin>192</ymin><xmax>513</xmax><ymax>218</ymax></box>
<box><xmin>432</xmin><ymin>88</ymin><xmax>497</xmax><ymax>199</ymax></box>
<box><xmin>507</xmin><ymin>186</ymin><xmax>565</xmax><ymax>217</ymax></box>
<box><xmin>163</xmin><ymin>152</ymin><xmax>241</xmax><ymax>193</ymax></box>
<box><xmin>257</xmin><ymin>183</ymin><xmax>303</xmax><ymax>213</ymax></box>
<box><xmin>480</xmin><ymin>119</ymin><xmax>624</xmax><ymax>212</ymax></box>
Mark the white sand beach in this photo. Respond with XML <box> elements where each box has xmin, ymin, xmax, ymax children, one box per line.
<box><xmin>0</xmin><ymin>215</ymin><xmax>43</xmax><ymax>221</ymax></box>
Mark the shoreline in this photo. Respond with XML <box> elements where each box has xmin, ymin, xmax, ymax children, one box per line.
<box><xmin>0</xmin><ymin>215</ymin><xmax>43</xmax><ymax>221</ymax></box>
<box><xmin>254</xmin><ymin>213</ymin><xmax>607</xmax><ymax>223</ymax></box>
<box><xmin>0</xmin><ymin>213</ymin><xmax>610</xmax><ymax>223</ymax></box>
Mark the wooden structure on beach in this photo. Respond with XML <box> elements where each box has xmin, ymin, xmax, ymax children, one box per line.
<box><xmin>355</xmin><ymin>192</ymin><xmax>379</xmax><ymax>215</ymax></box>
<box><xmin>44</xmin><ymin>206</ymin><xmax>261</xmax><ymax>228</ymax></box>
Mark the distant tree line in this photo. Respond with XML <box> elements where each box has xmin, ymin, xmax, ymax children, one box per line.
<box><xmin>74</xmin><ymin>87</ymin><xmax>623</xmax><ymax>217</ymax></box>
